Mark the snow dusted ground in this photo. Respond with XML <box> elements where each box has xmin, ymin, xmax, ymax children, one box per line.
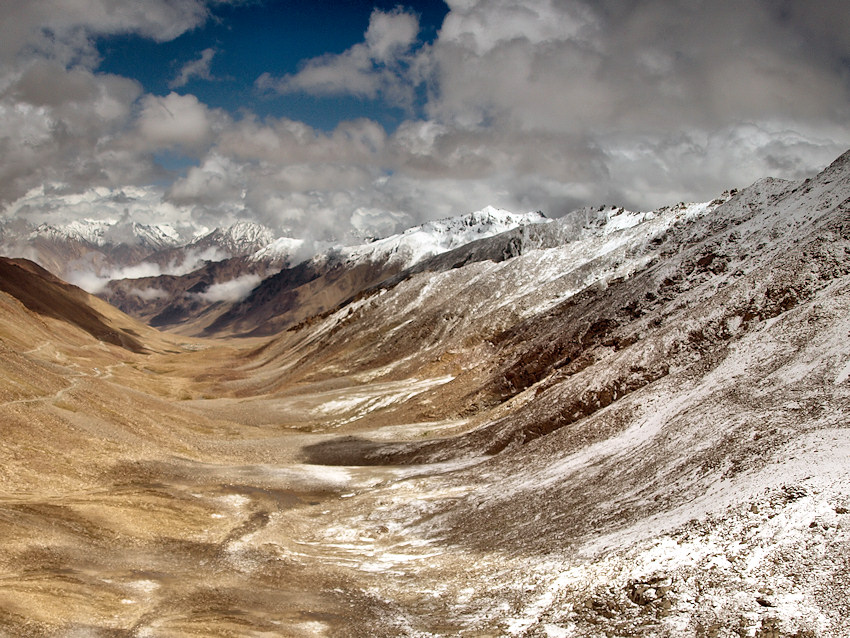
<box><xmin>228</xmin><ymin>151</ymin><xmax>850</xmax><ymax>635</ymax></box>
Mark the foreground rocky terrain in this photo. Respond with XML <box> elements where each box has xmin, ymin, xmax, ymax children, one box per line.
<box><xmin>1</xmin><ymin>151</ymin><xmax>849</xmax><ymax>636</ymax></box>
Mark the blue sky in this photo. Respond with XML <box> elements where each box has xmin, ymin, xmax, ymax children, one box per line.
<box><xmin>97</xmin><ymin>0</ymin><xmax>448</xmax><ymax>131</ymax></box>
<box><xmin>0</xmin><ymin>0</ymin><xmax>849</xmax><ymax>242</ymax></box>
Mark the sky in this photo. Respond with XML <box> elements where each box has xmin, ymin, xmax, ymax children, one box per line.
<box><xmin>1</xmin><ymin>0</ymin><xmax>849</xmax><ymax>242</ymax></box>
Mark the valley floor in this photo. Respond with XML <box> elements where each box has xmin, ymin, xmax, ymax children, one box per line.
<box><xmin>1</xmin><ymin>331</ymin><xmax>848</xmax><ymax>638</ymax></box>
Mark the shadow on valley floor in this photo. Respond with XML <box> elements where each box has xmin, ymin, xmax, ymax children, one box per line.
<box><xmin>300</xmin><ymin>435</ymin><xmax>462</xmax><ymax>466</ymax></box>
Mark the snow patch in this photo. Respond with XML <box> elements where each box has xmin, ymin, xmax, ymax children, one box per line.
<box><xmin>834</xmin><ymin>359</ymin><xmax>850</xmax><ymax>385</ymax></box>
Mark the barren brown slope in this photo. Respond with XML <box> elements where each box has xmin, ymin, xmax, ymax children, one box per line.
<box><xmin>100</xmin><ymin>255</ymin><xmax>274</xmax><ymax>332</ymax></box>
<box><xmin>0</xmin><ymin>257</ymin><xmax>149</xmax><ymax>353</ymax></box>
<box><xmin>0</xmin><ymin>262</ymin><xmax>406</xmax><ymax>636</ymax></box>
<box><xmin>99</xmin><ymin>248</ymin><xmax>404</xmax><ymax>338</ymax></box>
<box><xmin>203</xmin><ymin>252</ymin><xmax>413</xmax><ymax>337</ymax></box>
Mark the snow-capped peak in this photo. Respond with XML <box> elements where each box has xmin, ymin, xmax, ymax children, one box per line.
<box><xmin>194</xmin><ymin>221</ymin><xmax>276</xmax><ymax>256</ymax></box>
<box><xmin>251</xmin><ymin>236</ymin><xmax>307</xmax><ymax>264</ymax></box>
<box><xmin>130</xmin><ymin>222</ymin><xmax>183</xmax><ymax>249</ymax></box>
<box><xmin>29</xmin><ymin>218</ymin><xmax>183</xmax><ymax>250</ymax></box>
<box><xmin>30</xmin><ymin>219</ymin><xmax>112</xmax><ymax>246</ymax></box>
<box><xmin>249</xmin><ymin>206</ymin><xmax>548</xmax><ymax>270</ymax></box>
<box><xmin>336</xmin><ymin>206</ymin><xmax>550</xmax><ymax>269</ymax></box>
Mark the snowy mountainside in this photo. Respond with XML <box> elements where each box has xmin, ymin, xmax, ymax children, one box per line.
<box><xmin>205</xmin><ymin>207</ymin><xmax>550</xmax><ymax>336</ymax></box>
<box><xmin>136</xmin><ymin>221</ymin><xmax>279</xmax><ymax>276</ymax></box>
<box><xmin>0</xmin><ymin>217</ymin><xmax>279</xmax><ymax>288</ymax></box>
<box><xmin>251</xmin><ymin>206</ymin><xmax>547</xmax><ymax>268</ymax></box>
<box><xmin>217</xmin><ymin>150</ymin><xmax>850</xmax><ymax>635</ymax></box>
<box><xmin>330</xmin><ymin>206</ymin><xmax>548</xmax><ymax>269</ymax></box>
<box><xmin>2</xmin><ymin>151</ymin><xmax>850</xmax><ymax>637</ymax></box>
<box><xmin>358</xmin><ymin>196</ymin><xmax>733</xmax><ymax>319</ymax></box>
<box><xmin>95</xmin><ymin>222</ymin><xmax>281</xmax><ymax>331</ymax></box>
<box><xmin>0</xmin><ymin>219</ymin><xmax>184</xmax><ymax>282</ymax></box>
<box><xmin>187</xmin><ymin>221</ymin><xmax>276</xmax><ymax>257</ymax></box>
<box><xmin>25</xmin><ymin>218</ymin><xmax>276</xmax><ymax>257</ymax></box>
<box><xmin>250</xmin><ymin>236</ymin><xmax>306</xmax><ymax>266</ymax></box>
<box><xmin>97</xmin><ymin>207</ymin><xmax>548</xmax><ymax>334</ymax></box>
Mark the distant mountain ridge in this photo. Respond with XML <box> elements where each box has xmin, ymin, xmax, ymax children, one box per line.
<box><xmin>31</xmin><ymin>219</ymin><xmax>184</xmax><ymax>250</ymax></box>
<box><xmin>99</xmin><ymin>206</ymin><xmax>550</xmax><ymax>334</ymax></box>
<box><xmin>0</xmin><ymin>217</ymin><xmax>281</xmax><ymax>283</ymax></box>
<box><xmin>0</xmin><ymin>208</ymin><xmax>546</xmax><ymax>296</ymax></box>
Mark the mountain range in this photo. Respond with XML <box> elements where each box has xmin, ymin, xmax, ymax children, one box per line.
<box><xmin>0</xmin><ymin>217</ymin><xmax>280</xmax><ymax>288</ymax></box>
<box><xmin>98</xmin><ymin>206</ymin><xmax>548</xmax><ymax>335</ymax></box>
<box><xmin>0</xmin><ymin>151</ymin><xmax>848</xmax><ymax>636</ymax></box>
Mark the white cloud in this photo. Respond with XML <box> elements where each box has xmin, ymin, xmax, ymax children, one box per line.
<box><xmin>365</xmin><ymin>7</ymin><xmax>420</xmax><ymax>62</ymax></box>
<box><xmin>168</xmin><ymin>153</ymin><xmax>244</xmax><ymax>205</ymax></box>
<box><xmin>428</xmin><ymin>0</ymin><xmax>850</xmax><ymax>133</ymax></box>
<box><xmin>256</xmin><ymin>7</ymin><xmax>421</xmax><ymax>108</ymax></box>
<box><xmin>135</xmin><ymin>92</ymin><xmax>220</xmax><ymax>152</ymax></box>
<box><xmin>0</xmin><ymin>1</ymin><xmax>213</xmax><ymax>206</ymax></box>
<box><xmin>0</xmin><ymin>62</ymin><xmax>145</xmax><ymax>204</ymax></box>
<box><xmin>178</xmin><ymin>246</ymin><xmax>228</xmax><ymax>272</ymax></box>
<box><xmin>439</xmin><ymin>0</ymin><xmax>596</xmax><ymax>56</ymax></box>
<box><xmin>197</xmin><ymin>273</ymin><xmax>262</xmax><ymax>303</ymax></box>
<box><xmin>169</xmin><ymin>48</ymin><xmax>217</xmax><ymax>88</ymax></box>
<box><xmin>66</xmin><ymin>246</ymin><xmax>227</xmax><ymax>294</ymax></box>
<box><xmin>1</xmin><ymin>0</ymin><xmax>850</xmax><ymax>255</ymax></box>
<box><xmin>69</xmin><ymin>261</ymin><xmax>163</xmax><ymax>293</ymax></box>
<box><xmin>0</xmin><ymin>0</ymin><xmax>210</xmax><ymax>66</ymax></box>
<box><xmin>258</xmin><ymin>46</ymin><xmax>381</xmax><ymax>99</ymax></box>
<box><xmin>239</xmin><ymin>0</ymin><xmax>850</xmax><ymax>235</ymax></box>
<box><xmin>600</xmin><ymin>121</ymin><xmax>850</xmax><ymax>210</ymax></box>
<box><xmin>3</xmin><ymin>183</ymin><xmax>199</xmax><ymax>233</ymax></box>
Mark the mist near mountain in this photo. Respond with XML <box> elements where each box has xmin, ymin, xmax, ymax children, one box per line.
<box><xmin>98</xmin><ymin>207</ymin><xmax>547</xmax><ymax>335</ymax></box>
<box><xmin>0</xmin><ymin>151</ymin><xmax>849</xmax><ymax>636</ymax></box>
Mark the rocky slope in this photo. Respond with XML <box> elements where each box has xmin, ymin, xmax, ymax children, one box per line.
<box><xmin>0</xmin><ymin>257</ymin><xmax>150</xmax><ymax>353</ymax></box>
<box><xmin>202</xmin><ymin>150</ymin><xmax>850</xmax><ymax>635</ymax></box>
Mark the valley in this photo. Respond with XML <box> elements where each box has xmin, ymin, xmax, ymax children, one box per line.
<box><xmin>1</xmin><ymin>152</ymin><xmax>850</xmax><ymax>636</ymax></box>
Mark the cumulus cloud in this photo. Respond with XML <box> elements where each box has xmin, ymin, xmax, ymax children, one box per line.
<box><xmin>431</xmin><ymin>0</ymin><xmax>850</xmax><ymax>130</ymax></box>
<box><xmin>257</xmin><ymin>7</ymin><xmax>421</xmax><ymax>108</ymax></box>
<box><xmin>168</xmin><ymin>153</ymin><xmax>244</xmax><ymax>206</ymax></box>
<box><xmin>3</xmin><ymin>183</ymin><xmax>201</xmax><ymax>234</ymax></box>
<box><xmin>0</xmin><ymin>1</ymin><xmax>216</xmax><ymax>207</ymax></box>
<box><xmin>68</xmin><ymin>261</ymin><xmax>165</xmax><ymax>293</ymax></box>
<box><xmin>135</xmin><ymin>92</ymin><xmax>221</xmax><ymax>153</ymax></box>
<box><xmin>365</xmin><ymin>6</ymin><xmax>420</xmax><ymax>62</ymax></box>
<box><xmin>412</xmin><ymin>0</ymin><xmax>849</xmax><ymax>211</ymax></box>
<box><xmin>438</xmin><ymin>0</ymin><xmax>596</xmax><ymax>56</ymax></box>
<box><xmin>0</xmin><ymin>64</ymin><xmax>146</xmax><ymax>204</ymax></box>
<box><xmin>170</xmin><ymin>48</ymin><xmax>217</xmax><ymax>88</ymax></box>
<box><xmin>0</xmin><ymin>0</ymin><xmax>210</xmax><ymax>66</ymax></box>
<box><xmin>242</xmin><ymin>0</ymin><xmax>850</xmax><ymax>230</ymax></box>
